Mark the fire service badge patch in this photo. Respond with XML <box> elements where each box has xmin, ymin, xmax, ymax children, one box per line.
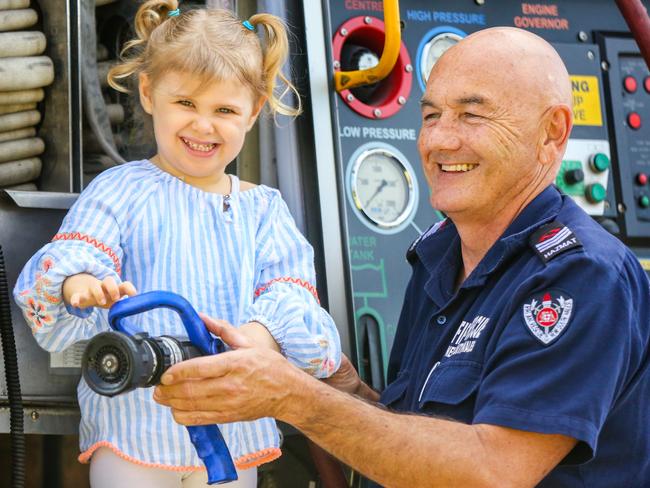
<box><xmin>522</xmin><ymin>289</ymin><xmax>574</xmax><ymax>345</ymax></box>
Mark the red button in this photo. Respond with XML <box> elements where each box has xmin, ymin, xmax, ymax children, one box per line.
<box><xmin>624</xmin><ymin>76</ymin><xmax>638</xmax><ymax>93</ymax></box>
<box><xmin>637</xmin><ymin>173</ymin><xmax>648</xmax><ymax>185</ymax></box>
<box><xmin>645</xmin><ymin>76</ymin><xmax>650</xmax><ymax>93</ymax></box>
<box><xmin>628</xmin><ymin>112</ymin><xmax>642</xmax><ymax>130</ymax></box>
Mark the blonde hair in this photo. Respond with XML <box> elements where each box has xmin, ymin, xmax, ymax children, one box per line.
<box><xmin>107</xmin><ymin>0</ymin><xmax>301</xmax><ymax>116</ymax></box>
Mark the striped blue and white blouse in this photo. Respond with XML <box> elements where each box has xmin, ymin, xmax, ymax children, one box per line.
<box><xmin>13</xmin><ymin>159</ymin><xmax>341</xmax><ymax>471</ymax></box>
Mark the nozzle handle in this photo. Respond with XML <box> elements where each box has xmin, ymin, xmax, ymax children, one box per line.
<box><xmin>189</xmin><ymin>425</ymin><xmax>238</xmax><ymax>484</ymax></box>
<box><xmin>108</xmin><ymin>291</ymin><xmax>223</xmax><ymax>355</ymax></box>
<box><xmin>108</xmin><ymin>291</ymin><xmax>237</xmax><ymax>484</ymax></box>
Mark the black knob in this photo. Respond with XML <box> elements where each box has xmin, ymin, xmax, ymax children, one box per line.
<box><xmin>564</xmin><ymin>168</ymin><xmax>584</xmax><ymax>185</ymax></box>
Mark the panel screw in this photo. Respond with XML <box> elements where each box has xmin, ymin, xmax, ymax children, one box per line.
<box><xmin>405</xmin><ymin>64</ymin><xmax>413</xmax><ymax>73</ymax></box>
<box><xmin>578</xmin><ymin>31</ymin><xmax>588</xmax><ymax>42</ymax></box>
<box><xmin>333</xmin><ymin>60</ymin><xmax>340</xmax><ymax>69</ymax></box>
<box><xmin>398</xmin><ymin>96</ymin><xmax>406</xmax><ymax>105</ymax></box>
<box><xmin>601</xmin><ymin>60</ymin><xmax>610</xmax><ymax>71</ymax></box>
<box><xmin>587</xmin><ymin>50</ymin><xmax>595</xmax><ymax>61</ymax></box>
<box><xmin>373</xmin><ymin>108</ymin><xmax>382</xmax><ymax>118</ymax></box>
<box><xmin>340</xmin><ymin>28</ymin><xmax>348</xmax><ymax>36</ymax></box>
<box><xmin>475</xmin><ymin>0</ymin><xmax>485</xmax><ymax>4</ymax></box>
<box><xmin>31</xmin><ymin>410</ymin><xmax>39</xmax><ymax>421</ymax></box>
<box><xmin>364</xmin><ymin>16</ymin><xmax>372</xmax><ymax>24</ymax></box>
<box><xmin>618</xmin><ymin>203</ymin><xmax>627</xmax><ymax>213</ymax></box>
<box><xmin>347</xmin><ymin>94</ymin><xmax>354</xmax><ymax>102</ymax></box>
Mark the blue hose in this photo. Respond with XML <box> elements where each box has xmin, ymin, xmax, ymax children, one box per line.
<box><xmin>108</xmin><ymin>291</ymin><xmax>238</xmax><ymax>484</ymax></box>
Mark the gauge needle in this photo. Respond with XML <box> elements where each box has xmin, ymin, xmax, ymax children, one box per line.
<box><xmin>365</xmin><ymin>179</ymin><xmax>388</xmax><ymax>207</ymax></box>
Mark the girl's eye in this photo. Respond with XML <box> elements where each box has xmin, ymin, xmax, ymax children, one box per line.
<box><xmin>177</xmin><ymin>100</ymin><xmax>194</xmax><ymax>107</ymax></box>
<box><xmin>217</xmin><ymin>107</ymin><xmax>234</xmax><ymax>114</ymax></box>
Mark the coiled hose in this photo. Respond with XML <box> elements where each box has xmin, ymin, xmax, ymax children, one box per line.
<box><xmin>0</xmin><ymin>245</ymin><xmax>25</xmax><ymax>488</ymax></box>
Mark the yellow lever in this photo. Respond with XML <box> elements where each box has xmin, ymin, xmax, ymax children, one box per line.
<box><xmin>334</xmin><ymin>0</ymin><xmax>401</xmax><ymax>92</ymax></box>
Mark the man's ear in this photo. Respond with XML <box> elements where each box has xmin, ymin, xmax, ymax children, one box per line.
<box><xmin>538</xmin><ymin>104</ymin><xmax>572</xmax><ymax>165</ymax></box>
<box><xmin>246</xmin><ymin>96</ymin><xmax>267</xmax><ymax>131</ymax></box>
<box><xmin>139</xmin><ymin>72</ymin><xmax>154</xmax><ymax>115</ymax></box>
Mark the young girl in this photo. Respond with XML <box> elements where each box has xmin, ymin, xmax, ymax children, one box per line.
<box><xmin>13</xmin><ymin>2</ymin><xmax>341</xmax><ymax>487</ymax></box>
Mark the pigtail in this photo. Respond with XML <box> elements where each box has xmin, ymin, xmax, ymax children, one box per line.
<box><xmin>107</xmin><ymin>0</ymin><xmax>179</xmax><ymax>93</ymax></box>
<box><xmin>249</xmin><ymin>13</ymin><xmax>301</xmax><ymax>117</ymax></box>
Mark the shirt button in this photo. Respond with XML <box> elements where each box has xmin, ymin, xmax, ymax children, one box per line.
<box><xmin>436</xmin><ymin>315</ymin><xmax>447</xmax><ymax>325</ymax></box>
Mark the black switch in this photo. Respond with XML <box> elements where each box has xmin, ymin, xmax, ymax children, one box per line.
<box><xmin>564</xmin><ymin>168</ymin><xmax>584</xmax><ymax>185</ymax></box>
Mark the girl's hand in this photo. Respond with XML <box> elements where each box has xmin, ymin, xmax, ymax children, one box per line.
<box><xmin>238</xmin><ymin>320</ymin><xmax>281</xmax><ymax>352</ymax></box>
<box><xmin>62</xmin><ymin>273</ymin><xmax>137</xmax><ymax>309</ymax></box>
<box><xmin>198</xmin><ymin>314</ymin><xmax>280</xmax><ymax>352</ymax></box>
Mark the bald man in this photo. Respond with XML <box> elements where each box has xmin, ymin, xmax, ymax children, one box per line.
<box><xmin>154</xmin><ymin>28</ymin><xmax>650</xmax><ymax>487</ymax></box>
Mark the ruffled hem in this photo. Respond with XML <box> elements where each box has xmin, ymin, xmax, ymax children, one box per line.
<box><xmin>234</xmin><ymin>447</ymin><xmax>282</xmax><ymax>470</ymax></box>
<box><xmin>78</xmin><ymin>441</ymin><xmax>281</xmax><ymax>470</ymax></box>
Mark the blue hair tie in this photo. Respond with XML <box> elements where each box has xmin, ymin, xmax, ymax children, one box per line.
<box><xmin>242</xmin><ymin>20</ymin><xmax>255</xmax><ymax>31</ymax></box>
<box><xmin>168</xmin><ymin>8</ymin><xmax>180</xmax><ymax>17</ymax></box>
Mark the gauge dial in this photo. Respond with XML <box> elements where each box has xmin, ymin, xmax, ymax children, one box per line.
<box><xmin>350</xmin><ymin>149</ymin><xmax>416</xmax><ymax>228</ymax></box>
<box><xmin>354</xmin><ymin>49</ymin><xmax>380</xmax><ymax>71</ymax></box>
<box><xmin>420</xmin><ymin>32</ymin><xmax>462</xmax><ymax>85</ymax></box>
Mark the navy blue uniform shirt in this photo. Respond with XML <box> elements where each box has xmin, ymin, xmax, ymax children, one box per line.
<box><xmin>379</xmin><ymin>185</ymin><xmax>650</xmax><ymax>487</ymax></box>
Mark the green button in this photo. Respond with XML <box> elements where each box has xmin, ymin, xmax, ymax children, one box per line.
<box><xmin>585</xmin><ymin>183</ymin><xmax>607</xmax><ymax>203</ymax></box>
<box><xmin>639</xmin><ymin>195</ymin><xmax>650</xmax><ymax>208</ymax></box>
<box><xmin>590</xmin><ymin>153</ymin><xmax>610</xmax><ymax>173</ymax></box>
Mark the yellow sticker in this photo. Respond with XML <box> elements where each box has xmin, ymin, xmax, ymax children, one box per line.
<box><xmin>638</xmin><ymin>258</ymin><xmax>650</xmax><ymax>271</ymax></box>
<box><xmin>570</xmin><ymin>75</ymin><xmax>602</xmax><ymax>126</ymax></box>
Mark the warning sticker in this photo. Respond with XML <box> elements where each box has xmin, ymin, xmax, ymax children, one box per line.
<box><xmin>571</xmin><ymin>75</ymin><xmax>602</xmax><ymax>126</ymax></box>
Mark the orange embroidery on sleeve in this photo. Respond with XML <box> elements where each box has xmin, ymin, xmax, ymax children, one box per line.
<box><xmin>254</xmin><ymin>277</ymin><xmax>319</xmax><ymax>304</ymax></box>
<box><xmin>25</xmin><ymin>297</ymin><xmax>53</xmax><ymax>330</ymax></box>
<box><xmin>52</xmin><ymin>232</ymin><xmax>121</xmax><ymax>274</ymax></box>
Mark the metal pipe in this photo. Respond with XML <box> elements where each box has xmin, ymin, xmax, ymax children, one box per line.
<box><xmin>616</xmin><ymin>0</ymin><xmax>650</xmax><ymax>70</ymax></box>
<box><xmin>334</xmin><ymin>0</ymin><xmax>401</xmax><ymax>92</ymax></box>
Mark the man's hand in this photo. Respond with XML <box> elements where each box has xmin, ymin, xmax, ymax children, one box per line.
<box><xmin>324</xmin><ymin>354</ymin><xmax>380</xmax><ymax>402</ymax></box>
<box><xmin>62</xmin><ymin>273</ymin><xmax>137</xmax><ymax>309</ymax></box>
<box><xmin>154</xmin><ymin>313</ymin><xmax>304</xmax><ymax>425</ymax></box>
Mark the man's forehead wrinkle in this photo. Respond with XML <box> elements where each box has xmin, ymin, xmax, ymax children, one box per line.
<box><xmin>419</xmin><ymin>90</ymin><xmax>493</xmax><ymax>112</ymax></box>
<box><xmin>419</xmin><ymin>96</ymin><xmax>437</xmax><ymax>108</ymax></box>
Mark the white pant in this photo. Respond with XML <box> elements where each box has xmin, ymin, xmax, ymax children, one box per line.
<box><xmin>89</xmin><ymin>447</ymin><xmax>257</xmax><ymax>488</ymax></box>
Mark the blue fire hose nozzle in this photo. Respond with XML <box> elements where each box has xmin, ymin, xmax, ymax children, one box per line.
<box><xmin>107</xmin><ymin>291</ymin><xmax>238</xmax><ymax>484</ymax></box>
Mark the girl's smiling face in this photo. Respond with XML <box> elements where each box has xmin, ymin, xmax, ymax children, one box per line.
<box><xmin>139</xmin><ymin>70</ymin><xmax>264</xmax><ymax>192</ymax></box>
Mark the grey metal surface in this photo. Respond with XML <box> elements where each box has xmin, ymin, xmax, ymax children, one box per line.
<box><xmin>257</xmin><ymin>0</ymin><xmax>307</xmax><ymax>233</ymax></box>
<box><xmin>0</xmin><ymin>192</ymin><xmax>81</xmax><ymax>435</ymax></box>
<box><xmin>5</xmin><ymin>190</ymin><xmax>77</xmax><ymax>209</ymax></box>
<box><xmin>37</xmin><ymin>0</ymin><xmax>75</xmax><ymax>192</ymax></box>
<box><xmin>206</xmin><ymin>0</ymin><xmax>237</xmax><ymax>8</ymax></box>
<box><xmin>0</xmin><ymin>407</ymin><xmax>80</xmax><ymax>435</ymax></box>
<box><xmin>303</xmin><ymin>2</ymin><xmax>352</xmax><ymax>357</ymax></box>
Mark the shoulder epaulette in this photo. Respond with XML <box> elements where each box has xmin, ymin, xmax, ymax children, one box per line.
<box><xmin>406</xmin><ymin>219</ymin><xmax>447</xmax><ymax>264</ymax></box>
<box><xmin>529</xmin><ymin>220</ymin><xmax>582</xmax><ymax>264</ymax></box>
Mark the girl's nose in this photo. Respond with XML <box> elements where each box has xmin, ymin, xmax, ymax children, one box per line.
<box><xmin>192</xmin><ymin>115</ymin><xmax>215</xmax><ymax>134</ymax></box>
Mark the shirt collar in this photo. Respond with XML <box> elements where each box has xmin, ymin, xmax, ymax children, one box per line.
<box><xmin>417</xmin><ymin>185</ymin><xmax>563</xmax><ymax>305</ymax></box>
<box><xmin>469</xmin><ymin>184</ymin><xmax>563</xmax><ymax>282</ymax></box>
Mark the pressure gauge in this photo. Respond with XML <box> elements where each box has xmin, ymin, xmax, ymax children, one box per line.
<box><xmin>353</xmin><ymin>48</ymin><xmax>380</xmax><ymax>71</ymax></box>
<box><xmin>419</xmin><ymin>32</ymin><xmax>463</xmax><ymax>85</ymax></box>
<box><xmin>349</xmin><ymin>146</ymin><xmax>417</xmax><ymax>231</ymax></box>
